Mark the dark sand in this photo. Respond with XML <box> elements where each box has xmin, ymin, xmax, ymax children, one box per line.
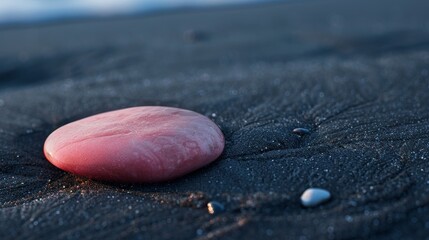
<box><xmin>1</xmin><ymin>0</ymin><xmax>429</xmax><ymax>239</ymax></box>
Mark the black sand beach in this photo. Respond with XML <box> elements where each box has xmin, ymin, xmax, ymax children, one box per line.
<box><xmin>1</xmin><ymin>0</ymin><xmax>429</xmax><ymax>239</ymax></box>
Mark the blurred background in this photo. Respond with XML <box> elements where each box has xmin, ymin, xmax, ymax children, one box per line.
<box><xmin>0</xmin><ymin>0</ymin><xmax>268</xmax><ymax>25</ymax></box>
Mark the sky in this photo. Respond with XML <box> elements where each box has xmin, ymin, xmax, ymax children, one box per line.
<box><xmin>0</xmin><ymin>0</ymin><xmax>262</xmax><ymax>24</ymax></box>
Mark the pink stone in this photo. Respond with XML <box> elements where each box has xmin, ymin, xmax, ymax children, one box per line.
<box><xmin>44</xmin><ymin>106</ymin><xmax>225</xmax><ymax>183</ymax></box>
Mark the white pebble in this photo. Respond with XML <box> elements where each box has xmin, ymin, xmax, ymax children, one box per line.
<box><xmin>300</xmin><ymin>188</ymin><xmax>331</xmax><ymax>207</ymax></box>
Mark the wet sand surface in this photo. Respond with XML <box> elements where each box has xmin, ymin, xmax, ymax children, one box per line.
<box><xmin>1</xmin><ymin>0</ymin><xmax>429</xmax><ymax>239</ymax></box>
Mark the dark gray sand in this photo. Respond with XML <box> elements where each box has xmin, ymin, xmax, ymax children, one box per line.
<box><xmin>1</xmin><ymin>0</ymin><xmax>429</xmax><ymax>239</ymax></box>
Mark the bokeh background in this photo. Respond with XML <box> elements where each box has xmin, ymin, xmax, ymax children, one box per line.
<box><xmin>0</xmin><ymin>0</ymin><xmax>266</xmax><ymax>24</ymax></box>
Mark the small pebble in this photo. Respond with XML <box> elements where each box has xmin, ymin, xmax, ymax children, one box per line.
<box><xmin>207</xmin><ymin>201</ymin><xmax>225</xmax><ymax>215</ymax></box>
<box><xmin>196</xmin><ymin>229</ymin><xmax>204</xmax><ymax>236</ymax></box>
<box><xmin>44</xmin><ymin>106</ymin><xmax>225</xmax><ymax>183</ymax></box>
<box><xmin>300</xmin><ymin>188</ymin><xmax>331</xmax><ymax>207</ymax></box>
<box><xmin>183</xmin><ymin>29</ymin><xmax>208</xmax><ymax>43</ymax></box>
<box><xmin>292</xmin><ymin>127</ymin><xmax>310</xmax><ymax>136</ymax></box>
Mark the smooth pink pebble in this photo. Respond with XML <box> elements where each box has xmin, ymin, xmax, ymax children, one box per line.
<box><xmin>44</xmin><ymin>106</ymin><xmax>225</xmax><ymax>183</ymax></box>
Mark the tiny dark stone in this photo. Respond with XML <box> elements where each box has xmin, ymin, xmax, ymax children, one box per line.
<box><xmin>207</xmin><ymin>201</ymin><xmax>225</xmax><ymax>215</ymax></box>
<box><xmin>292</xmin><ymin>127</ymin><xmax>310</xmax><ymax>136</ymax></box>
<box><xmin>183</xmin><ymin>29</ymin><xmax>208</xmax><ymax>43</ymax></box>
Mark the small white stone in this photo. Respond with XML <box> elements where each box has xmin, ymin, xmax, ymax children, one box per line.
<box><xmin>300</xmin><ymin>188</ymin><xmax>331</xmax><ymax>207</ymax></box>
